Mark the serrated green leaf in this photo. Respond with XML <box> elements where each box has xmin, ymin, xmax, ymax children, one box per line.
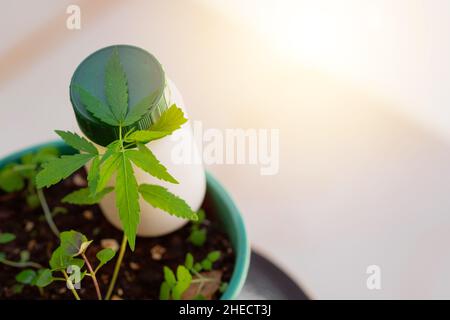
<box><xmin>49</xmin><ymin>246</ymin><xmax>85</xmax><ymax>270</ymax></box>
<box><xmin>127</xmin><ymin>144</ymin><xmax>178</xmax><ymax>184</ymax></box>
<box><xmin>73</xmin><ymin>84</ymin><xmax>119</xmax><ymax>126</ymax></box>
<box><xmin>125</xmin><ymin>130</ymin><xmax>168</xmax><ymax>144</ymax></box>
<box><xmin>62</xmin><ymin>186</ymin><xmax>113</xmax><ymax>205</ymax></box>
<box><xmin>96</xmin><ymin>248</ymin><xmax>116</xmax><ymax>265</ymax></box>
<box><xmin>0</xmin><ymin>166</ymin><xmax>24</xmax><ymax>192</ymax></box>
<box><xmin>96</xmin><ymin>152</ymin><xmax>120</xmax><ymax>193</ymax></box>
<box><xmin>34</xmin><ymin>269</ymin><xmax>53</xmax><ymax>287</ymax></box>
<box><xmin>150</xmin><ymin>104</ymin><xmax>187</xmax><ymax>134</ymax></box>
<box><xmin>115</xmin><ymin>153</ymin><xmax>140</xmax><ymax>251</ymax></box>
<box><xmin>125</xmin><ymin>104</ymin><xmax>187</xmax><ymax>143</ymax></box>
<box><xmin>60</xmin><ymin>230</ymin><xmax>91</xmax><ymax>257</ymax></box>
<box><xmin>163</xmin><ymin>266</ymin><xmax>176</xmax><ymax>287</ymax></box>
<box><xmin>123</xmin><ymin>91</ymin><xmax>159</xmax><ymax>126</ymax></box>
<box><xmin>159</xmin><ymin>281</ymin><xmax>171</xmax><ymax>300</ymax></box>
<box><xmin>138</xmin><ymin>184</ymin><xmax>197</xmax><ymax>221</ymax></box>
<box><xmin>0</xmin><ymin>232</ymin><xmax>16</xmax><ymax>244</ymax></box>
<box><xmin>207</xmin><ymin>251</ymin><xmax>221</xmax><ymax>262</ymax></box>
<box><xmin>101</xmin><ymin>141</ymin><xmax>121</xmax><ymax>164</ymax></box>
<box><xmin>55</xmin><ymin>130</ymin><xmax>98</xmax><ymax>155</ymax></box>
<box><xmin>87</xmin><ymin>156</ymin><xmax>100</xmax><ymax>195</ymax></box>
<box><xmin>105</xmin><ymin>47</ymin><xmax>128</xmax><ymax>122</ymax></box>
<box><xmin>36</xmin><ymin>153</ymin><xmax>95</xmax><ymax>188</ymax></box>
<box><xmin>16</xmin><ymin>269</ymin><xmax>36</xmax><ymax>285</ymax></box>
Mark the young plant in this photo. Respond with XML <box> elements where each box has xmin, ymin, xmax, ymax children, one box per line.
<box><xmin>0</xmin><ymin>147</ymin><xmax>61</xmax><ymax>236</ymax></box>
<box><xmin>160</xmin><ymin>251</ymin><xmax>224</xmax><ymax>300</ymax></box>
<box><xmin>35</xmin><ymin>47</ymin><xmax>197</xmax><ymax>299</ymax></box>
<box><xmin>0</xmin><ymin>233</ymin><xmax>42</xmax><ymax>269</ymax></box>
<box><xmin>188</xmin><ymin>209</ymin><xmax>207</xmax><ymax>247</ymax></box>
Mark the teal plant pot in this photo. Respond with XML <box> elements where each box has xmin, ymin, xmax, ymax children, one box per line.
<box><xmin>0</xmin><ymin>141</ymin><xmax>250</xmax><ymax>299</ymax></box>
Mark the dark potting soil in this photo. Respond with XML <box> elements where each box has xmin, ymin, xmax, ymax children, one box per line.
<box><xmin>0</xmin><ymin>168</ymin><xmax>234</xmax><ymax>300</ymax></box>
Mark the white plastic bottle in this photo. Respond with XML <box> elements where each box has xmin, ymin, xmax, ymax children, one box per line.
<box><xmin>70</xmin><ymin>45</ymin><xmax>206</xmax><ymax>237</ymax></box>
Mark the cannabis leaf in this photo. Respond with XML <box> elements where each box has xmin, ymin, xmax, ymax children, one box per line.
<box><xmin>123</xmin><ymin>91</ymin><xmax>158</xmax><ymax>126</ymax></box>
<box><xmin>138</xmin><ymin>184</ymin><xmax>197</xmax><ymax>220</ymax></box>
<box><xmin>116</xmin><ymin>153</ymin><xmax>140</xmax><ymax>251</ymax></box>
<box><xmin>55</xmin><ymin>130</ymin><xmax>98</xmax><ymax>155</ymax></box>
<box><xmin>87</xmin><ymin>156</ymin><xmax>100</xmax><ymax>195</ymax></box>
<box><xmin>126</xmin><ymin>104</ymin><xmax>187</xmax><ymax>143</ymax></box>
<box><xmin>36</xmin><ymin>153</ymin><xmax>95</xmax><ymax>188</ymax></box>
<box><xmin>96</xmin><ymin>152</ymin><xmax>120</xmax><ymax>193</ymax></box>
<box><xmin>62</xmin><ymin>187</ymin><xmax>114</xmax><ymax>205</ymax></box>
<box><xmin>49</xmin><ymin>246</ymin><xmax>85</xmax><ymax>270</ymax></box>
<box><xmin>127</xmin><ymin>144</ymin><xmax>178</xmax><ymax>184</ymax></box>
<box><xmin>105</xmin><ymin>47</ymin><xmax>128</xmax><ymax>122</ymax></box>
<box><xmin>72</xmin><ymin>85</ymin><xmax>118</xmax><ymax>126</ymax></box>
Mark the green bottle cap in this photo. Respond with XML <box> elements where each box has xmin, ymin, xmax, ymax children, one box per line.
<box><xmin>69</xmin><ymin>45</ymin><xmax>170</xmax><ymax>147</ymax></box>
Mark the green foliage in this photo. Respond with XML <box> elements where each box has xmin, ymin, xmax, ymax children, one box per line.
<box><xmin>139</xmin><ymin>184</ymin><xmax>198</xmax><ymax>221</ymax></box>
<box><xmin>160</xmin><ymin>251</ymin><xmax>225</xmax><ymax>300</ymax></box>
<box><xmin>126</xmin><ymin>104</ymin><xmax>187</xmax><ymax>143</ymax></box>
<box><xmin>55</xmin><ymin>130</ymin><xmax>98</xmax><ymax>155</ymax></box>
<box><xmin>73</xmin><ymin>85</ymin><xmax>118</xmax><ymax>126</ymax></box>
<box><xmin>105</xmin><ymin>47</ymin><xmax>128</xmax><ymax>122</ymax></box>
<box><xmin>188</xmin><ymin>209</ymin><xmax>207</xmax><ymax>247</ymax></box>
<box><xmin>127</xmin><ymin>144</ymin><xmax>178</xmax><ymax>184</ymax></box>
<box><xmin>16</xmin><ymin>268</ymin><xmax>54</xmax><ymax>288</ymax></box>
<box><xmin>0</xmin><ymin>232</ymin><xmax>16</xmax><ymax>244</ymax></box>
<box><xmin>16</xmin><ymin>269</ymin><xmax>36</xmax><ymax>284</ymax></box>
<box><xmin>96</xmin><ymin>248</ymin><xmax>116</xmax><ymax>267</ymax></box>
<box><xmin>60</xmin><ymin>230</ymin><xmax>92</xmax><ymax>257</ymax></box>
<box><xmin>115</xmin><ymin>153</ymin><xmax>140</xmax><ymax>251</ymax></box>
<box><xmin>49</xmin><ymin>247</ymin><xmax>84</xmax><ymax>270</ymax></box>
<box><xmin>160</xmin><ymin>265</ymin><xmax>192</xmax><ymax>300</ymax></box>
<box><xmin>0</xmin><ymin>165</ymin><xmax>24</xmax><ymax>192</ymax></box>
<box><xmin>36</xmin><ymin>153</ymin><xmax>95</xmax><ymax>188</ymax></box>
<box><xmin>62</xmin><ymin>186</ymin><xmax>113</xmax><ymax>205</ymax></box>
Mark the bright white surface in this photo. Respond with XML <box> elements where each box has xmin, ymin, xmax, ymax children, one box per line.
<box><xmin>1</xmin><ymin>0</ymin><xmax>450</xmax><ymax>299</ymax></box>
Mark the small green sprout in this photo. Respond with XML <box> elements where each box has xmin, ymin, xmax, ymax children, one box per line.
<box><xmin>188</xmin><ymin>209</ymin><xmax>207</xmax><ymax>247</ymax></box>
<box><xmin>0</xmin><ymin>147</ymin><xmax>61</xmax><ymax>236</ymax></box>
<box><xmin>160</xmin><ymin>251</ymin><xmax>225</xmax><ymax>300</ymax></box>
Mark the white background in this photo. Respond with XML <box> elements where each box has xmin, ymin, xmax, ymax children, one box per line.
<box><xmin>1</xmin><ymin>0</ymin><xmax>450</xmax><ymax>299</ymax></box>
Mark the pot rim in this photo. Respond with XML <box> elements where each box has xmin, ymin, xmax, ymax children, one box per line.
<box><xmin>0</xmin><ymin>141</ymin><xmax>250</xmax><ymax>300</ymax></box>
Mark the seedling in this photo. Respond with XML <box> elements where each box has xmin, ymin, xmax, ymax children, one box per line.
<box><xmin>0</xmin><ymin>148</ymin><xmax>60</xmax><ymax>236</ymax></box>
<box><xmin>0</xmin><ymin>233</ymin><xmax>42</xmax><ymax>269</ymax></box>
<box><xmin>34</xmin><ymin>47</ymin><xmax>197</xmax><ymax>299</ymax></box>
<box><xmin>160</xmin><ymin>251</ymin><xmax>224</xmax><ymax>300</ymax></box>
<box><xmin>188</xmin><ymin>209</ymin><xmax>207</xmax><ymax>247</ymax></box>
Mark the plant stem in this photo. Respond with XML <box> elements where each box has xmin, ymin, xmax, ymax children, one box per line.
<box><xmin>62</xmin><ymin>270</ymin><xmax>81</xmax><ymax>300</ymax></box>
<box><xmin>36</xmin><ymin>188</ymin><xmax>60</xmax><ymax>237</ymax></box>
<box><xmin>81</xmin><ymin>253</ymin><xmax>102</xmax><ymax>300</ymax></box>
<box><xmin>105</xmin><ymin>234</ymin><xmax>127</xmax><ymax>300</ymax></box>
<box><xmin>0</xmin><ymin>259</ymin><xmax>42</xmax><ymax>269</ymax></box>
